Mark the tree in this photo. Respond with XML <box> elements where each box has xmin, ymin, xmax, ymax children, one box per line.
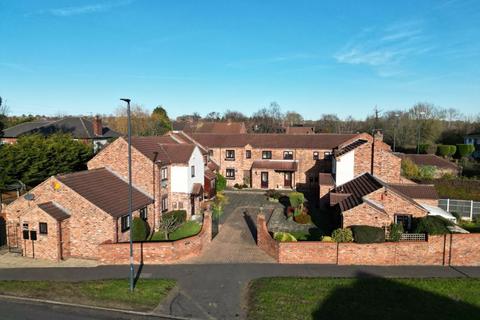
<box><xmin>251</xmin><ymin>102</ymin><xmax>284</xmax><ymax>133</ymax></box>
<box><xmin>151</xmin><ymin>105</ymin><xmax>172</xmax><ymax>135</ymax></box>
<box><xmin>204</xmin><ymin>112</ymin><xmax>221</xmax><ymax>121</ymax></box>
<box><xmin>131</xmin><ymin>217</ymin><xmax>149</xmax><ymax>241</ymax></box>
<box><xmin>284</xmin><ymin>111</ymin><xmax>303</xmax><ymax>126</ymax></box>
<box><xmin>223</xmin><ymin>110</ymin><xmax>247</xmax><ymax>122</ymax></box>
<box><xmin>316</xmin><ymin>114</ymin><xmax>340</xmax><ymax>133</ymax></box>
<box><xmin>0</xmin><ymin>134</ymin><xmax>93</xmax><ymax>188</ymax></box>
<box><xmin>0</xmin><ymin>97</ymin><xmax>8</xmax><ymax>138</ymax></box>
<box><xmin>158</xmin><ymin>215</ymin><xmax>180</xmax><ymax>240</ymax></box>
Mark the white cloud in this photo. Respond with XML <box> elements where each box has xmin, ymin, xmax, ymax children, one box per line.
<box><xmin>36</xmin><ymin>0</ymin><xmax>133</xmax><ymax>17</ymax></box>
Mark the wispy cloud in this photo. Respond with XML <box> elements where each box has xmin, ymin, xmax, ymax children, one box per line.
<box><xmin>334</xmin><ymin>20</ymin><xmax>433</xmax><ymax>77</ymax></box>
<box><xmin>32</xmin><ymin>0</ymin><xmax>133</xmax><ymax>17</ymax></box>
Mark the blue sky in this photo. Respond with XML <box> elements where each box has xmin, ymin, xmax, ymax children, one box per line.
<box><xmin>1</xmin><ymin>0</ymin><xmax>479</xmax><ymax>119</ymax></box>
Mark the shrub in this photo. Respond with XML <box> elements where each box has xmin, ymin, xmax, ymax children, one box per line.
<box><xmin>418</xmin><ymin>165</ymin><xmax>436</xmax><ymax>180</ymax></box>
<box><xmin>289</xmin><ymin>192</ymin><xmax>305</xmax><ymax>209</ymax></box>
<box><xmin>131</xmin><ymin>217</ymin><xmax>149</xmax><ymax>241</ymax></box>
<box><xmin>265</xmin><ymin>189</ymin><xmax>282</xmax><ymax>200</ymax></box>
<box><xmin>321</xmin><ymin>236</ymin><xmax>333</xmax><ymax>242</ymax></box>
<box><xmin>216</xmin><ymin>173</ymin><xmax>227</xmax><ymax>192</ymax></box>
<box><xmin>456</xmin><ymin>144</ymin><xmax>476</xmax><ymax>158</ymax></box>
<box><xmin>294</xmin><ymin>214</ymin><xmax>312</xmax><ymax>224</ymax></box>
<box><xmin>389</xmin><ymin>223</ymin><xmax>404</xmax><ymax>242</ymax></box>
<box><xmin>419</xmin><ymin>144</ymin><xmax>435</xmax><ymax>154</ymax></box>
<box><xmin>273</xmin><ymin>232</ymin><xmax>297</xmax><ymax>242</ymax></box>
<box><xmin>437</xmin><ymin>145</ymin><xmax>456</xmax><ymax>158</ymax></box>
<box><xmin>413</xmin><ymin>216</ymin><xmax>453</xmax><ymax>235</ymax></box>
<box><xmin>350</xmin><ymin>225</ymin><xmax>385</xmax><ymax>243</ymax></box>
<box><xmin>163</xmin><ymin>210</ymin><xmax>187</xmax><ymax>224</ymax></box>
<box><xmin>331</xmin><ymin>228</ymin><xmax>353</xmax><ymax>243</ymax></box>
<box><xmin>401</xmin><ymin>158</ymin><xmax>419</xmax><ymax>179</ymax></box>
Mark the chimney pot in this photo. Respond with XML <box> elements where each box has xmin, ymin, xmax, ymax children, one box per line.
<box><xmin>93</xmin><ymin>115</ymin><xmax>102</xmax><ymax>136</ymax></box>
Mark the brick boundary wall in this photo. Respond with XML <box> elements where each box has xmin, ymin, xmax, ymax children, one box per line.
<box><xmin>257</xmin><ymin>215</ymin><xmax>480</xmax><ymax>266</ymax></box>
<box><xmin>98</xmin><ymin>212</ymin><xmax>212</xmax><ymax>265</ymax></box>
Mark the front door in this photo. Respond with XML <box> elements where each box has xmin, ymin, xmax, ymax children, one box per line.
<box><xmin>261</xmin><ymin>172</ymin><xmax>269</xmax><ymax>189</ymax></box>
<box><xmin>284</xmin><ymin>172</ymin><xmax>292</xmax><ymax>188</ymax></box>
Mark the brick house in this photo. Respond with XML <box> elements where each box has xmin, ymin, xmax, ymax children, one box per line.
<box><xmin>5</xmin><ymin>168</ymin><xmax>153</xmax><ymax>261</ymax></box>
<box><xmin>329</xmin><ymin>173</ymin><xmax>438</xmax><ymax>230</ymax></box>
<box><xmin>0</xmin><ymin>116</ymin><xmax>120</xmax><ymax>152</ymax></box>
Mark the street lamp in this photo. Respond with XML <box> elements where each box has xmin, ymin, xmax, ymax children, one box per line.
<box><xmin>393</xmin><ymin>113</ymin><xmax>399</xmax><ymax>153</ymax></box>
<box><xmin>120</xmin><ymin>98</ymin><xmax>134</xmax><ymax>292</ymax></box>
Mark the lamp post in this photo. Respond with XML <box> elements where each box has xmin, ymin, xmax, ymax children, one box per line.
<box><xmin>393</xmin><ymin>113</ymin><xmax>399</xmax><ymax>153</ymax></box>
<box><xmin>120</xmin><ymin>98</ymin><xmax>134</xmax><ymax>292</ymax></box>
<box><xmin>416</xmin><ymin>111</ymin><xmax>426</xmax><ymax>154</ymax></box>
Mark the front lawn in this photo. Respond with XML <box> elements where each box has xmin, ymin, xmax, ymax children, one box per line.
<box><xmin>151</xmin><ymin>221</ymin><xmax>202</xmax><ymax>241</ymax></box>
<box><xmin>248</xmin><ymin>277</ymin><xmax>480</xmax><ymax>320</ymax></box>
<box><xmin>0</xmin><ymin>279</ymin><xmax>175</xmax><ymax>311</ymax></box>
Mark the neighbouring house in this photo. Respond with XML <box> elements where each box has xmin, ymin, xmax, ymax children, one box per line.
<box><xmin>464</xmin><ymin>132</ymin><xmax>480</xmax><ymax>159</ymax></box>
<box><xmin>5</xmin><ymin>168</ymin><xmax>154</xmax><ymax>261</ymax></box>
<box><xmin>186</xmin><ymin>130</ymin><xmax>405</xmax><ymax>191</ymax></box>
<box><xmin>285</xmin><ymin>126</ymin><xmax>315</xmax><ymax>135</ymax></box>
<box><xmin>0</xmin><ymin>116</ymin><xmax>120</xmax><ymax>152</ymax></box>
<box><xmin>329</xmin><ymin>173</ymin><xmax>439</xmax><ymax>230</ymax></box>
<box><xmin>398</xmin><ymin>153</ymin><xmax>460</xmax><ymax>177</ymax></box>
<box><xmin>172</xmin><ymin>121</ymin><xmax>247</xmax><ymax>134</ymax></box>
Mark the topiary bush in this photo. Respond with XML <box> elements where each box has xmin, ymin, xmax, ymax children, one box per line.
<box><xmin>163</xmin><ymin>210</ymin><xmax>187</xmax><ymax>224</ymax></box>
<box><xmin>413</xmin><ymin>216</ymin><xmax>453</xmax><ymax>235</ymax></box>
<box><xmin>216</xmin><ymin>173</ymin><xmax>227</xmax><ymax>192</ymax></box>
<box><xmin>350</xmin><ymin>225</ymin><xmax>385</xmax><ymax>243</ymax></box>
<box><xmin>331</xmin><ymin>228</ymin><xmax>353</xmax><ymax>243</ymax></box>
<box><xmin>437</xmin><ymin>145</ymin><xmax>456</xmax><ymax>158</ymax></box>
<box><xmin>131</xmin><ymin>217</ymin><xmax>149</xmax><ymax>241</ymax></box>
<box><xmin>273</xmin><ymin>232</ymin><xmax>297</xmax><ymax>242</ymax></box>
<box><xmin>389</xmin><ymin>223</ymin><xmax>404</xmax><ymax>242</ymax></box>
<box><xmin>321</xmin><ymin>236</ymin><xmax>333</xmax><ymax>242</ymax></box>
<box><xmin>456</xmin><ymin>144</ymin><xmax>476</xmax><ymax>159</ymax></box>
<box><xmin>419</xmin><ymin>144</ymin><xmax>435</xmax><ymax>154</ymax></box>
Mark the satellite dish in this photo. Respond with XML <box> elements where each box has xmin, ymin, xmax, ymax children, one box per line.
<box><xmin>24</xmin><ymin>193</ymin><xmax>35</xmax><ymax>201</ymax></box>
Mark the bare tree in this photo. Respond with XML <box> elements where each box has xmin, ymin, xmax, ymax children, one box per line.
<box><xmin>158</xmin><ymin>215</ymin><xmax>180</xmax><ymax>240</ymax></box>
<box><xmin>284</xmin><ymin>111</ymin><xmax>304</xmax><ymax>126</ymax></box>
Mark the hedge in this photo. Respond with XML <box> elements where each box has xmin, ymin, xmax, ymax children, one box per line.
<box><xmin>413</xmin><ymin>216</ymin><xmax>453</xmax><ymax>235</ymax></box>
<box><xmin>437</xmin><ymin>145</ymin><xmax>456</xmax><ymax>158</ymax></box>
<box><xmin>331</xmin><ymin>228</ymin><xmax>353</xmax><ymax>243</ymax></box>
<box><xmin>418</xmin><ymin>144</ymin><xmax>436</xmax><ymax>154</ymax></box>
<box><xmin>131</xmin><ymin>217</ymin><xmax>149</xmax><ymax>241</ymax></box>
<box><xmin>456</xmin><ymin>144</ymin><xmax>475</xmax><ymax>158</ymax></box>
<box><xmin>350</xmin><ymin>225</ymin><xmax>385</xmax><ymax>243</ymax></box>
<box><xmin>163</xmin><ymin>210</ymin><xmax>187</xmax><ymax>224</ymax></box>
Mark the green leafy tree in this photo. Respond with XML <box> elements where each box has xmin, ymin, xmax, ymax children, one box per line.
<box><xmin>151</xmin><ymin>106</ymin><xmax>172</xmax><ymax>135</ymax></box>
<box><xmin>456</xmin><ymin>144</ymin><xmax>476</xmax><ymax>158</ymax></box>
<box><xmin>215</xmin><ymin>173</ymin><xmax>227</xmax><ymax>192</ymax></box>
<box><xmin>0</xmin><ymin>134</ymin><xmax>93</xmax><ymax>188</ymax></box>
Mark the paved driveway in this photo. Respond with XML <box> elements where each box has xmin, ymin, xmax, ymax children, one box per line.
<box><xmin>187</xmin><ymin>191</ymin><xmax>282</xmax><ymax>264</ymax></box>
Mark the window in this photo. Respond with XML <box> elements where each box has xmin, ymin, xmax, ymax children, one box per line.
<box><xmin>226</xmin><ymin>150</ymin><xmax>235</xmax><ymax>160</ymax></box>
<box><xmin>162</xmin><ymin>197</ymin><xmax>168</xmax><ymax>212</ymax></box>
<box><xmin>283</xmin><ymin>151</ymin><xmax>293</xmax><ymax>160</ymax></box>
<box><xmin>39</xmin><ymin>222</ymin><xmax>48</xmax><ymax>235</ymax></box>
<box><xmin>226</xmin><ymin>168</ymin><xmax>235</xmax><ymax>179</ymax></box>
<box><xmin>140</xmin><ymin>207</ymin><xmax>148</xmax><ymax>221</ymax></box>
<box><xmin>324</xmin><ymin>151</ymin><xmax>332</xmax><ymax>160</ymax></box>
<box><xmin>313</xmin><ymin>151</ymin><xmax>319</xmax><ymax>160</ymax></box>
<box><xmin>121</xmin><ymin>215</ymin><xmax>130</xmax><ymax>232</ymax></box>
<box><xmin>22</xmin><ymin>223</ymin><xmax>29</xmax><ymax>231</ymax></box>
<box><xmin>395</xmin><ymin>214</ymin><xmax>412</xmax><ymax>230</ymax></box>
<box><xmin>245</xmin><ymin>150</ymin><xmax>251</xmax><ymax>159</ymax></box>
<box><xmin>191</xmin><ymin>165</ymin><xmax>195</xmax><ymax>177</ymax></box>
<box><xmin>161</xmin><ymin>167</ymin><xmax>168</xmax><ymax>180</ymax></box>
<box><xmin>262</xmin><ymin>151</ymin><xmax>272</xmax><ymax>159</ymax></box>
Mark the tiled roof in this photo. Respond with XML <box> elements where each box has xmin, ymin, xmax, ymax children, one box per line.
<box><xmin>251</xmin><ymin>160</ymin><xmax>298</xmax><ymax>171</ymax></box>
<box><xmin>285</xmin><ymin>126</ymin><xmax>315</xmax><ymax>134</ymax></box>
<box><xmin>38</xmin><ymin>201</ymin><xmax>70</xmax><ymax>221</ymax></box>
<box><xmin>399</xmin><ymin>154</ymin><xmax>459</xmax><ymax>171</ymax></box>
<box><xmin>156</xmin><ymin>144</ymin><xmax>195</xmax><ymax>164</ymax></box>
<box><xmin>3</xmin><ymin>117</ymin><xmax>120</xmax><ymax>139</ymax></box>
<box><xmin>204</xmin><ymin>168</ymin><xmax>216</xmax><ymax>180</ymax></box>
<box><xmin>173</xmin><ymin>121</ymin><xmax>246</xmax><ymax>134</ymax></box>
<box><xmin>334</xmin><ymin>139</ymin><xmax>368</xmax><ymax>157</ymax></box>
<box><xmin>387</xmin><ymin>184</ymin><xmax>438</xmax><ymax>200</ymax></box>
<box><xmin>130</xmin><ymin>136</ymin><xmax>179</xmax><ymax>161</ymax></box>
<box><xmin>207</xmin><ymin>161</ymin><xmax>220</xmax><ymax>171</ymax></box>
<box><xmin>191</xmin><ymin>183</ymin><xmax>203</xmax><ymax>195</ymax></box>
<box><xmin>190</xmin><ymin>133</ymin><xmax>357</xmax><ymax>149</ymax></box>
<box><xmin>333</xmin><ymin>173</ymin><xmax>383</xmax><ymax>211</ymax></box>
<box><xmin>57</xmin><ymin>168</ymin><xmax>153</xmax><ymax>218</ymax></box>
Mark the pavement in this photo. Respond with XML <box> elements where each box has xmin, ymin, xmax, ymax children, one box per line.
<box><xmin>0</xmin><ymin>251</ymin><xmax>99</xmax><ymax>268</ymax></box>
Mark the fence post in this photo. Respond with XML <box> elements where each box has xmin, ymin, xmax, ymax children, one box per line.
<box><xmin>446</xmin><ymin>198</ymin><xmax>450</xmax><ymax>212</ymax></box>
<box><xmin>470</xmin><ymin>200</ymin><xmax>474</xmax><ymax>221</ymax></box>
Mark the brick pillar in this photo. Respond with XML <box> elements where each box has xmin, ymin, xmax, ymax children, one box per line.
<box><xmin>154</xmin><ymin>163</ymin><xmax>162</xmax><ymax>230</ymax></box>
<box><xmin>257</xmin><ymin>214</ymin><xmax>278</xmax><ymax>260</ymax></box>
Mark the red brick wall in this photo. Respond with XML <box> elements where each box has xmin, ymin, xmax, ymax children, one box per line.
<box><xmin>98</xmin><ymin>212</ymin><xmax>212</xmax><ymax>264</ymax></box>
<box><xmin>257</xmin><ymin>216</ymin><xmax>480</xmax><ymax>266</ymax></box>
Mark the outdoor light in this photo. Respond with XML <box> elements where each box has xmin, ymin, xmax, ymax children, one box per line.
<box><xmin>121</xmin><ymin>98</ymin><xmax>134</xmax><ymax>293</ymax></box>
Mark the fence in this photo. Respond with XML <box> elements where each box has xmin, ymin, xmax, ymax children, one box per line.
<box><xmin>400</xmin><ymin>233</ymin><xmax>426</xmax><ymax>241</ymax></box>
<box><xmin>439</xmin><ymin>199</ymin><xmax>480</xmax><ymax>220</ymax></box>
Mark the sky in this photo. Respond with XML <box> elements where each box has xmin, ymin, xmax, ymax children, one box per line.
<box><xmin>1</xmin><ymin>0</ymin><xmax>479</xmax><ymax>120</ymax></box>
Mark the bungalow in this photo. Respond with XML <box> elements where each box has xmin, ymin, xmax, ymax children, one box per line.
<box><xmin>5</xmin><ymin>168</ymin><xmax>153</xmax><ymax>261</ymax></box>
<box><xmin>398</xmin><ymin>153</ymin><xmax>460</xmax><ymax>177</ymax></box>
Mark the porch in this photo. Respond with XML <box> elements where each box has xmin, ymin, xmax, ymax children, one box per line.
<box><xmin>250</xmin><ymin>160</ymin><xmax>298</xmax><ymax>190</ymax></box>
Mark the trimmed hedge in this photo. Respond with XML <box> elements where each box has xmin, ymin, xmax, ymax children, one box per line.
<box><xmin>437</xmin><ymin>145</ymin><xmax>456</xmax><ymax>158</ymax></box>
<box><xmin>350</xmin><ymin>225</ymin><xmax>385</xmax><ymax>243</ymax></box>
<box><xmin>163</xmin><ymin>210</ymin><xmax>187</xmax><ymax>224</ymax></box>
<box><xmin>132</xmin><ymin>217</ymin><xmax>149</xmax><ymax>241</ymax></box>
<box><xmin>331</xmin><ymin>228</ymin><xmax>353</xmax><ymax>243</ymax></box>
<box><xmin>456</xmin><ymin>144</ymin><xmax>475</xmax><ymax>158</ymax></box>
<box><xmin>413</xmin><ymin>216</ymin><xmax>453</xmax><ymax>235</ymax></box>
<box><xmin>419</xmin><ymin>144</ymin><xmax>435</xmax><ymax>154</ymax></box>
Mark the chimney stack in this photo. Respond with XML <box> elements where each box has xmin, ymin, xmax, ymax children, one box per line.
<box><xmin>93</xmin><ymin>115</ymin><xmax>102</xmax><ymax>136</ymax></box>
<box><xmin>373</xmin><ymin>129</ymin><xmax>383</xmax><ymax>142</ymax></box>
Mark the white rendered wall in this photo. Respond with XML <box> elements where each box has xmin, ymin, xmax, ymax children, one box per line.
<box><xmin>334</xmin><ymin>150</ymin><xmax>355</xmax><ymax>185</ymax></box>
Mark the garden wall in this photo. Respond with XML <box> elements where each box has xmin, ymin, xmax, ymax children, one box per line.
<box><xmin>98</xmin><ymin>212</ymin><xmax>212</xmax><ymax>265</ymax></box>
<box><xmin>257</xmin><ymin>214</ymin><xmax>480</xmax><ymax>266</ymax></box>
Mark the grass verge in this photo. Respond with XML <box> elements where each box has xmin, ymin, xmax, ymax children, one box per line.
<box><xmin>0</xmin><ymin>279</ymin><xmax>176</xmax><ymax>311</ymax></box>
<box><xmin>248</xmin><ymin>277</ymin><xmax>480</xmax><ymax>320</ymax></box>
<box><xmin>151</xmin><ymin>221</ymin><xmax>202</xmax><ymax>241</ymax></box>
